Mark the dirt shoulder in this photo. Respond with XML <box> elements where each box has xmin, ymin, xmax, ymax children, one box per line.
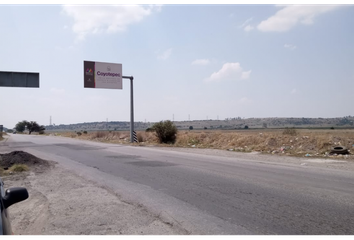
<box><xmin>2</xmin><ymin>155</ymin><xmax>185</xmax><ymax>235</ymax></box>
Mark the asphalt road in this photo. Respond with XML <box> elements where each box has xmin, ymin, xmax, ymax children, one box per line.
<box><xmin>2</xmin><ymin>134</ymin><xmax>354</xmax><ymax>234</ymax></box>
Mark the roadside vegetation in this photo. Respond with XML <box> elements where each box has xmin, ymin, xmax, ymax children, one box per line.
<box><xmin>52</xmin><ymin>128</ymin><xmax>354</xmax><ymax>159</ymax></box>
<box><xmin>151</xmin><ymin>120</ymin><xmax>177</xmax><ymax>144</ymax></box>
<box><xmin>0</xmin><ymin>164</ymin><xmax>29</xmax><ymax>176</ymax></box>
<box><xmin>14</xmin><ymin>120</ymin><xmax>45</xmax><ymax>134</ymax></box>
<box><xmin>9</xmin><ymin>164</ymin><xmax>29</xmax><ymax>172</ymax></box>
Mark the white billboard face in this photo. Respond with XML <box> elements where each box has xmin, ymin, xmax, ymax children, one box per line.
<box><xmin>84</xmin><ymin>61</ymin><xmax>122</xmax><ymax>89</ymax></box>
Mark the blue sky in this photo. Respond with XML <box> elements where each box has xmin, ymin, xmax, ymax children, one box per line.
<box><xmin>1</xmin><ymin>3</ymin><xmax>354</xmax><ymax>128</ymax></box>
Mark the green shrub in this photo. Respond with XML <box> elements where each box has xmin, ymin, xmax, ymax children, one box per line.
<box><xmin>83</xmin><ymin>131</ymin><xmax>88</xmax><ymax>134</ymax></box>
<box><xmin>283</xmin><ymin>127</ymin><xmax>297</xmax><ymax>136</ymax></box>
<box><xmin>152</xmin><ymin>120</ymin><xmax>178</xmax><ymax>144</ymax></box>
<box><xmin>77</xmin><ymin>132</ymin><xmax>82</xmax><ymax>136</ymax></box>
<box><xmin>189</xmin><ymin>126</ymin><xmax>193</xmax><ymax>130</ymax></box>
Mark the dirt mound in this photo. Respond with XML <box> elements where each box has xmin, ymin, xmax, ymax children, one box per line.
<box><xmin>0</xmin><ymin>151</ymin><xmax>50</xmax><ymax>168</ymax></box>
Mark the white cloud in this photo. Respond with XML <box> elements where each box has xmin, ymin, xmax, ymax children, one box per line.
<box><xmin>244</xmin><ymin>25</ymin><xmax>254</xmax><ymax>32</ymax></box>
<box><xmin>241</xmin><ymin>70</ymin><xmax>252</xmax><ymax>79</ymax></box>
<box><xmin>191</xmin><ymin>59</ymin><xmax>210</xmax><ymax>66</ymax></box>
<box><xmin>257</xmin><ymin>5</ymin><xmax>339</xmax><ymax>32</ymax></box>
<box><xmin>205</xmin><ymin>62</ymin><xmax>251</xmax><ymax>82</ymax></box>
<box><xmin>291</xmin><ymin>88</ymin><xmax>297</xmax><ymax>94</ymax></box>
<box><xmin>157</xmin><ymin>48</ymin><xmax>172</xmax><ymax>60</ymax></box>
<box><xmin>284</xmin><ymin>44</ymin><xmax>297</xmax><ymax>50</ymax></box>
<box><xmin>62</xmin><ymin>5</ymin><xmax>158</xmax><ymax>41</ymax></box>
<box><xmin>239</xmin><ymin>17</ymin><xmax>253</xmax><ymax>28</ymax></box>
<box><xmin>153</xmin><ymin>5</ymin><xmax>163</xmax><ymax>13</ymax></box>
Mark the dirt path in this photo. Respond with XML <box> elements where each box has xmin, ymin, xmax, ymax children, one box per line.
<box><xmin>3</xmin><ymin>162</ymin><xmax>185</xmax><ymax>235</ymax></box>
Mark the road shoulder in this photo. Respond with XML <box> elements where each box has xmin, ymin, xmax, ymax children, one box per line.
<box><xmin>4</xmin><ymin>161</ymin><xmax>185</xmax><ymax>235</ymax></box>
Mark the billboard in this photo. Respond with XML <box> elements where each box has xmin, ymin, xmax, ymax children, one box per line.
<box><xmin>84</xmin><ymin>61</ymin><xmax>122</xmax><ymax>89</ymax></box>
<box><xmin>0</xmin><ymin>71</ymin><xmax>40</xmax><ymax>88</ymax></box>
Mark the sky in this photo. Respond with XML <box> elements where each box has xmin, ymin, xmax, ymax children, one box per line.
<box><xmin>1</xmin><ymin>2</ymin><xmax>354</xmax><ymax>128</ymax></box>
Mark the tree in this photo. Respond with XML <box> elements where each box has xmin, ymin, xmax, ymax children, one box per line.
<box><xmin>15</xmin><ymin>121</ymin><xmax>27</xmax><ymax>133</ymax></box>
<box><xmin>189</xmin><ymin>126</ymin><xmax>193</xmax><ymax>130</ymax></box>
<box><xmin>152</xmin><ymin>120</ymin><xmax>178</xmax><ymax>144</ymax></box>
<box><xmin>26</xmin><ymin>121</ymin><xmax>45</xmax><ymax>134</ymax></box>
<box><xmin>244</xmin><ymin>125</ymin><xmax>249</xmax><ymax>129</ymax></box>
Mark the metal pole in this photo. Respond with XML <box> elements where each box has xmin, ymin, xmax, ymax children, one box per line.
<box><xmin>122</xmin><ymin>75</ymin><xmax>134</xmax><ymax>143</ymax></box>
<box><xmin>130</xmin><ymin>77</ymin><xmax>134</xmax><ymax>143</ymax></box>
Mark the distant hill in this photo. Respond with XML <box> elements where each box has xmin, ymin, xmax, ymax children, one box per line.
<box><xmin>45</xmin><ymin>116</ymin><xmax>354</xmax><ymax>132</ymax></box>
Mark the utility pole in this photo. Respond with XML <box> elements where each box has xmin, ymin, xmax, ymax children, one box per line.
<box><xmin>50</xmin><ymin>116</ymin><xmax>52</xmax><ymax>126</ymax></box>
<box><xmin>173</xmin><ymin>114</ymin><xmax>174</xmax><ymax>122</ymax></box>
<box><xmin>122</xmin><ymin>76</ymin><xmax>134</xmax><ymax>143</ymax></box>
<box><xmin>189</xmin><ymin>114</ymin><xmax>190</xmax><ymax>121</ymax></box>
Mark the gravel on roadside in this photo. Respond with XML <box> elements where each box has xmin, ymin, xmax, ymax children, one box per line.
<box><xmin>2</xmin><ymin>155</ymin><xmax>185</xmax><ymax>235</ymax></box>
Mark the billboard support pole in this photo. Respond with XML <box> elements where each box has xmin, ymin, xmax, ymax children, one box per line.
<box><xmin>123</xmin><ymin>76</ymin><xmax>134</xmax><ymax>143</ymax></box>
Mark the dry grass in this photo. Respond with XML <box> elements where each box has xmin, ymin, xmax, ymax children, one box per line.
<box><xmin>0</xmin><ymin>164</ymin><xmax>29</xmax><ymax>176</ymax></box>
<box><xmin>9</xmin><ymin>164</ymin><xmax>29</xmax><ymax>172</ymax></box>
<box><xmin>0</xmin><ymin>132</ymin><xmax>5</xmax><ymax>140</ymax></box>
<box><xmin>60</xmin><ymin>131</ymin><xmax>158</xmax><ymax>144</ymax></box>
<box><xmin>56</xmin><ymin>129</ymin><xmax>354</xmax><ymax>158</ymax></box>
<box><xmin>0</xmin><ymin>168</ymin><xmax>5</xmax><ymax>176</ymax></box>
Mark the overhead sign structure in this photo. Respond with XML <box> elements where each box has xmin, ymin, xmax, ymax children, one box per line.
<box><xmin>84</xmin><ymin>61</ymin><xmax>122</xmax><ymax>89</ymax></box>
<box><xmin>83</xmin><ymin>60</ymin><xmax>135</xmax><ymax>142</ymax></box>
<box><xmin>0</xmin><ymin>71</ymin><xmax>39</xmax><ymax>88</ymax></box>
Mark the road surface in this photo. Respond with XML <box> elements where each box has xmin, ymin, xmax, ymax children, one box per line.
<box><xmin>1</xmin><ymin>134</ymin><xmax>354</xmax><ymax>234</ymax></box>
